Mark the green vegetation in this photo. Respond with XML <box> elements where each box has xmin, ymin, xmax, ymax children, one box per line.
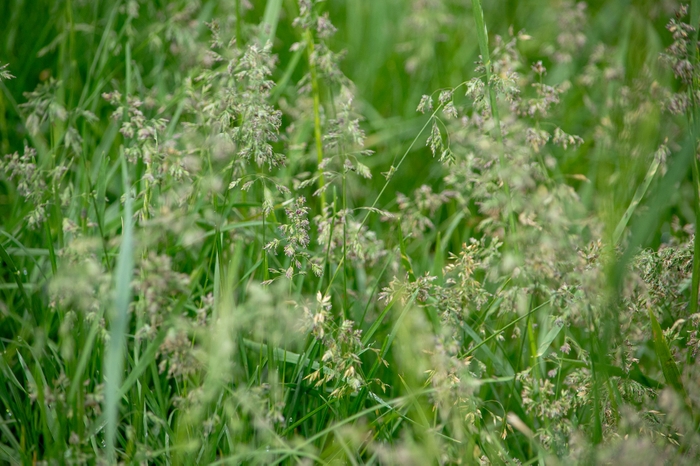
<box><xmin>2</xmin><ymin>0</ymin><xmax>700</xmax><ymax>464</ymax></box>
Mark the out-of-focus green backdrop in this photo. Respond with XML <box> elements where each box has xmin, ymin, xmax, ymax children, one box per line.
<box><xmin>0</xmin><ymin>0</ymin><xmax>686</xmax><ymax>242</ymax></box>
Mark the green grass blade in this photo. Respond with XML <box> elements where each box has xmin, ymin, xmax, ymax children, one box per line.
<box><xmin>470</xmin><ymin>0</ymin><xmax>491</xmax><ymax>77</ymax></box>
<box><xmin>689</xmin><ymin>0</ymin><xmax>700</xmax><ymax>317</ymax></box>
<box><xmin>470</xmin><ymin>0</ymin><xmax>515</xmax><ymax>237</ymax></box>
<box><xmin>397</xmin><ymin>222</ymin><xmax>416</xmax><ymax>282</ymax></box>
<box><xmin>103</xmin><ymin>155</ymin><xmax>135</xmax><ymax>462</ymax></box>
<box><xmin>536</xmin><ymin>321</ymin><xmax>563</xmax><ymax>358</ymax></box>
<box><xmin>259</xmin><ymin>0</ymin><xmax>283</xmax><ymax>46</ymax></box>
<box><xmin>0</xmin><ymin>241</ymin><xmax>31</xmax><ymax>314</ymax></box>
<box><xmin>88</xmin><ymin>329</ymin><xmax>167</xmax><ymax>438</ymax></box>
<box><xmin>43</xmin><ymin>221</ymin><xmax>57</xmax><ymax>275</ymax></box>
<box><xmin>648</xmin><ymin>308</ymin><xmax>686</xmax><ymax>397</ymax></box>
<box><xmin>67</xmin><ymin>316</ymin><xmax>102</xmax><ymax>402</ymax></box>
<box><xmin>612</xmin><ymin>148</ymin><xmax>664</xmax><ymax>245</ymax></box>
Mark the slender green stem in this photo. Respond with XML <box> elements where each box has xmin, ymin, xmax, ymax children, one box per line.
<box><xmin>689</xmin><ymin>0</ymin><xmax>700</xmax><ymax>317</ymax></box>
<box><xmin>263</xmin><ymin>213</ymin><xmax>269</xmax><ymax>281</ymax></box>
<box><xmin>305</xmin><ymin>28</ymin><xmax>326</xmax><ymax>211</ymax></box>
<box><xmin>471</xmin><ymin>0</ymin><xmax>517</xmax><ymax>237</ymax></box>
<box><xmin>235</xmin><ymin>0</ymin><xmax>243</xmax><ymax>45</ymax></box>
<box><xmin>91</xmin><ymin>182</ymin><xmax>113</xmax><ymax>270</ymax></box>
<box><xmin>359</xmin><ymin>98</ymin><xmax>448</xmax><ymax>230</ymax></box>
<box><xmin>690</xmin><ymin>149</ymin><xmax>700</xmax><ymax>316</ymax></box>
<box><xmin>342</xmin><ymin>169</ymin><xmax>348</xmax><ymax>318</ymax></box>
<box><xmin>44</xmin><ymin>221</ymin><xmax>57</xmax><ymax>276</ymax></box>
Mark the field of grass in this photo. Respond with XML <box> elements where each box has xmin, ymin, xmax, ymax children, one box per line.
<box><xmin>2</xmin><ymin>0</ymin><xmax>700</xmax><ymax>464</ymax></box>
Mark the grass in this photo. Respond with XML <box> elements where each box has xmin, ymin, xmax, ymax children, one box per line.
<box><xmin>1</xmin><ymin>0</ymin><xmax>700</xmax><ymax>464</ymax></box>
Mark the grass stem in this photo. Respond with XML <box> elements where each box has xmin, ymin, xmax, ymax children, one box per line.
<box><xmin>470</xmin><ymin>0</ymin><xmax>517</xmax><ymax>238</ymax></box>
<box><xmin>305</xmin><ymin>28</ymin><xmax>327</xmax><ymax>211</ymax></box>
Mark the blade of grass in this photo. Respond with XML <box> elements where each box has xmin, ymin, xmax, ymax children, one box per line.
<box><xmin>67</xmin><ymin>315</ymin><xmax>102</xmax><ymax>402</ymax></box>
<box><xmin>270</xmin><ymin>48</ymin><xmax>303</xmax><ymax>103</ymax></box>
<box><xmin>43</xmin><ymin>222</ymin><xmax>57</xmax><ymax>275</ymax></box>
<box><xmin>259</xmin><ymin>0</ymin><xmax>283</xmax><ymax>46</ymax></box>
<box><xmin>88</xmin><ymin>329</ymin><xmax>167</xmax><ymax>437</ymax></box>
<box><xmin>536</xmin><ymin>320</ymin><xmax>563</xmax><ymax>358</ymax></box>
<box><xmin>305</xmin><ymin>26</ymin><xmax>327</xmax><ymax>211</ymax></box>
<box><xmin>103</xmin><ymin>154</ymin><xmax>135</xmax><ymax>462</ymax></box>
<box><xmin>397</xmin><ymin>222</ymin><xmax>416</xmax><ymax>282</ymax></box>
<box><xmin>0</xmin><ymin>242</ymin><xmax>31</xmax><ymax>314</ymax></box>
<box><xmin>612</xmin><ymin>147</ymin><xmax>664</xmax><ymax>245</ymax></box>
<box><xmin>611</xmin><ymin>129</ymin><xmax>696</xmax><ymax>299</ymax></box>
<box><xmin>465</xmin><ymin>299</ymin><xmax>553</xmax><ymax>359</ymax></box>
<box><xmin>648</xmin><ymin>308</ymin><xmax>687</xmax><ymax>398</ymax></box>
<box><xmin>470</xmin><ymin>0</ymin><xmax>516</xmax><ymax>237</ymax></box>
<box><xmin>0</xmin><ymin>231</ymin><xmax>49</xmax><ymax>282</ymax></box>
<box><xmin>689</xmin><ymin>0</ymin><xmax>700</xmax><ymax>318</ymax></box>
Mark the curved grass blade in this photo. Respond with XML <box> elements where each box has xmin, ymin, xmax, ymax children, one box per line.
<box><xmin>612</xmin><ymin>147</ymin><xmax>664</xmax><ymax>245</ymax></box>
<box><xmin>536</xmin><ymin>320</ymin><xmax>564</xmax><ymax>358</ymax></box>
<box><xmin>688</xmin><ymin>0</ymin><xmax>700</xmax><ymax>317</ymax></box>
<box><xmin>648</xmin><ymin>308</ymin><xmax>686</xmax><ymax>398</ymax></box>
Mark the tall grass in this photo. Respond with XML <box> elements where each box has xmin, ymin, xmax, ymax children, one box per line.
<box><xmin>1</xmin><ymin>0</ymin><xmax>699</xmax><ymax>464</ymax></box>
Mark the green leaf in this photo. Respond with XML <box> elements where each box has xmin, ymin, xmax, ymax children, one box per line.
<box><xmin>0</xmin><ymin>241</ymin><xmax>31</xmax><ymax>313</ymax></box>
<box><xmin>537</xmin><ymin>321</ymin><xmax>564</xmax><ymax>357</ymax></box>
<box><xmin>648</xmin><ymin>308</ymin><xmax>686</xmax><ymax>397</ymax></box>
<box><xmin>397</xmin><ymin>222</ymin><xmax>416</xmax><ymax>282</ymax></box>
<box><xmin>613</xmin><ymin>147</ymin><xmax>664</xmax><ymax>245</ymax></box>
<box><xmin>103</xmin><ymin>154</ymin><xmax>135</xmax><ymax>462</ymax></box>
<box><xmin>259</xmin><ymin>0</ymin><xmax>283</xmax><ymax>46</ymax></box>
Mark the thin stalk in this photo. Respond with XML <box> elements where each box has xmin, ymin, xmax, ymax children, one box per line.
<box><xmin>685</xmin><ymin>101</ymin><xmax>700</xmax><ymax>453</ymax></box>
<box><xmin>304</xmin><ymin>28</ymin><xmax>326</xmax><ymax>211</ymax></box>
<box><xmin>689</xmin><ymin>0</ymin><xmax>700</xmax><ymax>316</ymax></box>
<box><xmin>318</xmin><ymin>211</ymin><xmax>336</xmax><ymax>294</ymax></box>
<box><xmin>235</xmin><ymin>0</ymin><xmax>243</xmax><ymax>45</ymax></box>
<box><xmin>688</xmin><ymin>140</ymin><xmax>699</xmax><ymax>316</ymax></box>
<box><xmin>0</xmin><ymin>242</ymin><xmax>32</xmax><ymax>314</ymax></box>
<box><xmin>526</xmin><ymin>313</ymin><xmax>539</xmax><ymax>388</ymax></box>
<box><xmin>342</xmin><ymin>170</ymin><xmax>348</xmax><ymax>318</ymax></box>
<box><xmin>77</xmin><ymin>142</ymin><xmax>112</xmax><ymax>270</ymax></box>
<box><xmin>263</xmin><ymin>213</ymin><xmax>269</xmax><ymax>282</ymax></box>
<box><xmin>470</xmin><ymin>0</ymin><xmax>517</xmax><ymax>237</ymax></box>
<box><xmin>44</xmin><ymin>221</ymin><xmax>57</xmax><ymax>276</ymax></box>
<box><xmin>359</xmin><ymin>97</ymin><xmax>448</xmax><ymax>230</ymax></box>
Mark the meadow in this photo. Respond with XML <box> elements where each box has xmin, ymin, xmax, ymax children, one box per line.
<box><xmin>1</xmin><ymin>0</ymin><xmax>699</xmax><ymax>464</ymax></box>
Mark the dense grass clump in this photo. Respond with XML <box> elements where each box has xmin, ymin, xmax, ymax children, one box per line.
<box><xmin>2</xmin><ymin>0</ymin><xmax>700</xmax><ymax>464</ymax></box>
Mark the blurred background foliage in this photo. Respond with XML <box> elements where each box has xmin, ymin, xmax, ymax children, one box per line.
<box><xmin>0</xmin><ymin>0</ymin><xmax>685</xmax><ymax>239</ymax></box>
